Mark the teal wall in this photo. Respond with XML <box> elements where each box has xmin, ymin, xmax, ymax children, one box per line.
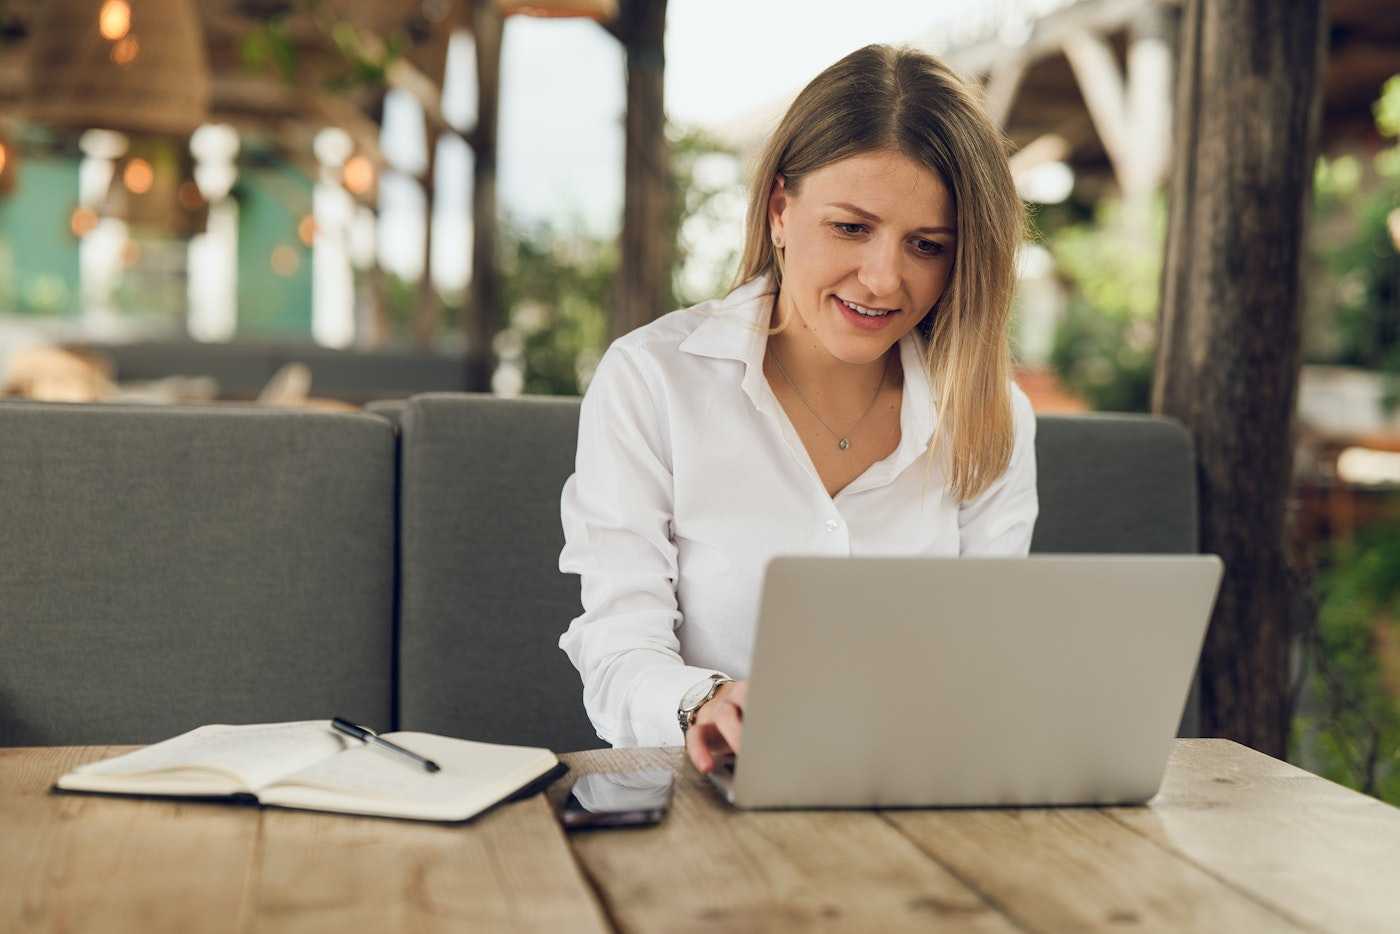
<box><xmin>0</xmin><ymin>156</ymin><xmax>82</xmax><ymax>316</ymax></box>
<box><xmin>0</xmin><ymin>153</ymin><xmax>317</xmax><ymax>337</ymax></box>
<box><xmin>235</xmin><ymin>165</ymin><xmax>314</xmax><ymax>337</ymax></box>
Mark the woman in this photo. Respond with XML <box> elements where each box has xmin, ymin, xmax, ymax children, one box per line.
<box><xmin>559</xmin><ymin>44</ymin><xmax>1038</xmax><ymax>774</ymax></box>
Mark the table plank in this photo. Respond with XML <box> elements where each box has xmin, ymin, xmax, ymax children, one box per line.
<box><xmin>882</xmin><ymin>808</ymin><xmax>1309</xmax><ymax>932</ymax></box>
<box><xmin>1106</xmin><ymin>739</ymin><xmax>1400</xmax><ymax>934</ymax></box>
<box><xmin>0</xmin><ymin>745</ymin><xmax>610</xmax><ymax>934</ymax></box>
<box><xmin>555</xmin><ymin>748</ymin><xmax>1020</xmax><ymax>934</ymax></box>
<box><xmin>0</xmin><ymin>745</ymin><xmax>255</xmax><ymax>934</ymax></box>
<box><xmin>245</xmin><ymin>794</ymin><xmax>610</xmax><ymax>933</ymax></box>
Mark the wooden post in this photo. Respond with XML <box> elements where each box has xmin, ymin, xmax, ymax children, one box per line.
<box><xmin>413</xmin><ymin>130</ymin><xmax>441</xmax><ymax>346</ymax></box>
<box><xmin>464</xmin><ymin>0</ymin><xmax>503</xmax><ymax>391</ymax></box>
<box><xmin>1152</xmin><ymin>0</ymin><xmax>1328</xmax><ymax>756</ymax></box>
<box><xmin>608</xmin><ymin>0</ymin><xmax>671</xmax><ymax>340</ymax></box>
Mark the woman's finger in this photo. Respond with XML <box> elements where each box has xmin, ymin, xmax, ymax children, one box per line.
<box><xmin>706</xmin><ymin>700</ymin><xmax>743</xmax><ymax>757</ymax></box>
<box><xmin>686</xmin><ymin>719</ymin><xmax>722</xmax><ymax>773</ymax></box>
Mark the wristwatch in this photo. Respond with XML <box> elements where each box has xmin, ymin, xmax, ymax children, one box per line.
<box><xmin>677</xmin><ymin>673</ymin><xmax>735</xmax><ymax>736</ymax></box>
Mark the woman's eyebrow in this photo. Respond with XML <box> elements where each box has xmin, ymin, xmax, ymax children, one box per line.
<box><xmin>826</xmin><ymin>201</ymin><xmax>956</xmax><ymax>236</ymax></box>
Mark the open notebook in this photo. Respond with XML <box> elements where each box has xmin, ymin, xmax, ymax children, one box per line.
<box><xmin>53</xmin><ymin>720</ymin><xmax>564</xmax><ymax>822</ymax></box>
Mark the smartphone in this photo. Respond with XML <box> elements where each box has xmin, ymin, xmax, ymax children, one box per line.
<box><xmin>558</xmin><ymin>768</ymin><xmax>674</xmax><ymax>830</ymax></box>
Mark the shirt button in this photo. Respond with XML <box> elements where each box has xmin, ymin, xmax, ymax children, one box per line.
<box><xmin>825</xmin><ymin>519</ymin><xmax>840</xmax><ymax>532</ymax></box>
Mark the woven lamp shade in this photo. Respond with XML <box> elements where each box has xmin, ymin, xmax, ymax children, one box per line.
<box><xmin>497</xmin><ymin>0</ymin><xmax>618</xmax><ymax>20</ymax></box>
<box><xmin>26</xmin><ymin>0</ymin><xmax>210</xmax><ymax>137</ymax></box>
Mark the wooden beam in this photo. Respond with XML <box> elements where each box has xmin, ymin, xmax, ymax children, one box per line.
<box><xmin>983</xmin><ymin>57</ymin><xmax>1027</xmax><ymax>130</ymax></box>
<box><xmin>1062</xmin><ymin>29</ymin><xmax>1133</xmax><ymax>193</ymax></box>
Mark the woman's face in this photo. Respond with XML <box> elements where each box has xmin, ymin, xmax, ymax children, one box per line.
<box><xmin>768</xmin><ymin>149</ymin><xmax>956</xmax><ymax>365</ymax></box>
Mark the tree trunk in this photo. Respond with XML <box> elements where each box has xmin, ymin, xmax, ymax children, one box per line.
<box><xmin>464</xmin><ymin>0</ymin><xmax>503</xmax><ymax>391</ymax></box>
<box><xmin>1152</xmin><ymin>0</ymin><xmax>1328</xmax><ymax>756</ymax></box>
<box><xmin>611</xmin><ymin>0</ymin><xmax>672</xmax><ymax>341</ymax></box>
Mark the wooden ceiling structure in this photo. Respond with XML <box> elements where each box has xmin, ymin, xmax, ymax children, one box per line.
<box><xmin>936</xmin><ymin>0</ymin><xmax>1400</xmax><ymax>199</ymax></box>
<box><xmin>0</xmin><ymin>0</ymin><xmax>462</xmax><ymax>174</ymax></box>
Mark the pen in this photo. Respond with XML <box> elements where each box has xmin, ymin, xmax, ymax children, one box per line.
<box><xmin>331</xmin><ymin>717</ymin><xmax>441</xmax><ymax>773</ymax></box>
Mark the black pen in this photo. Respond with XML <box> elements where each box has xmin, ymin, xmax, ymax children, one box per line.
<box><xmin>331</xmin><ymin>717</ymin><xmax>441</xmax><ymax>773</ymax></box>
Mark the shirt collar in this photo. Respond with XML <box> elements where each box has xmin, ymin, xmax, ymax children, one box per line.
<box><xmin>679</xmin><ymin>273</ymin><xmax>937</xmax><ymax>453</ymax></box>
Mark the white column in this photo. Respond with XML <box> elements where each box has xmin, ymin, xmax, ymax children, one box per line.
<box><xmin>188</xmin><ymin>124</ymin><xmax>240</xmax><ymax>342</ymax></box>
<box><xmin>312</xmin><ymin>127</ymin><xmax>357</xmax><ymax>348</ymax></box>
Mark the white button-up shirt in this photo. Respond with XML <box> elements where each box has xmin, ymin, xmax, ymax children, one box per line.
<box><xmin>558</xmin><ymin>274</ymin><xmax>1039</xmax><ymax>747</ymax></box>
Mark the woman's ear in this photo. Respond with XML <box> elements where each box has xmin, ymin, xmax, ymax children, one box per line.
<box><xmin>767</xmin><ymin>173</ymin><xmax>788</xmax><ymax>244</ymax></box>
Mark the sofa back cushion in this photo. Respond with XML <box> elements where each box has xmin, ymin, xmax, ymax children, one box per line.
<box><xmin>0</xmin><ymin>401</ymin><xmax>395</xmax><ymax>745</ymax></box>
<box><xmin>394</xmin><ymin>394</ymin><xmax>597</xmax><ymax>750</ymax></box>
<box><xmin>1033</xmin><ymin>414</ymin><xmax>1197</xmax><ymax>553</ymax></box>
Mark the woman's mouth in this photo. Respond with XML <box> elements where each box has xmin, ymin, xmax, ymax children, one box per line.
<box><xmin>834</xmin><ymin>295</ymin><xmax>899</xmax><ymax>330</ymax></box>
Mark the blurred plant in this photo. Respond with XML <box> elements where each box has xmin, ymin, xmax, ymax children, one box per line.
<box><xmin>491</xmin><ymin>123</ymin><xmax>739</xmax><ymax>397</ymax></box>
<box><xmin>1293</xmin><ymin>521</ymin><xmax>1400</xmax><ymax>804</ymax></box>
<box><xmin>240</xmin><ymin>0</ymin><xmax>414</xmax><ymax>93</ymax></box>
<box><xmin>1045</xmin><ymin>197</ymin><xmax>1165</xmax><ymax>412</ymax></box>
<box><xmin>1306</xmin><ymin>75</ymin><xmax>1400</xmax><ymax>412</ymax></box>
<box><xmin>498</xmin><ymin>215</ymin><xmax>614</xmax><ymax>396</ymax></box>
<box><xmin>668</xmin><ymin>125</ymin><xmax>744</xmax><ymax>308</ymax></box>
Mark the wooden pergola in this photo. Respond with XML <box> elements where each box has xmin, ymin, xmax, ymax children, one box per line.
<box><xmin>940</xmin><ymin>0</ymin><xmax>1400</xmax><ymax>200</ymax></box>
<box><xmin>0</xmin><ymin>0</ymin><xmax>667</xmax><ymax>388</ymax></box>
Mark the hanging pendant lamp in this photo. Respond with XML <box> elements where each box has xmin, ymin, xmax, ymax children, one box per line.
<box><xmin>25</xmin><ymin>0</ymin><xmax>210</xmax><ymax>137</ymax></box>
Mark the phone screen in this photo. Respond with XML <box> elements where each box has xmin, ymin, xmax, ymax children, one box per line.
<box><xmin>559</xmin><ymin>768</ymin><xmax>674</xmax><ymax>830</ymax></box>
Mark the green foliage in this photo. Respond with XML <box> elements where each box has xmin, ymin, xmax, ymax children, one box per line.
<box><xmin>240</xmin><ymin>19</ymin><xmax>299</xmax><ymax>83</ymax></box>
<box><xmin>240</xmin><ymin>1</ymin><xmax>407</xmax><ymax>94</ymax></box>
<box><xmin>1295</xmin><ymin>522</ymin><xmax>1400</xmax><ymax>805</ymax></box>
<box><xmin>668</xmin><ymin>125</ymin><xmax>744</xmax><ymax>307</ymax></box>
<box><xmin>1307</xmin><ymin>77</ymin><xmax>1400</xmax><ymax>411</ymax></box>
<box><xmin>498</xmin><ymin>123</ymin><xmax>739</xmax><ymax>396</ymax></box>
<box><xmin>499</xmin><ymin>216</ymin><xmax>615</xmax><ymax>396</ymax></box>
<box><xmin>1045</xmin><ymin>198</ymin><xmax>1164</xmax><ymax>412</ymax></box>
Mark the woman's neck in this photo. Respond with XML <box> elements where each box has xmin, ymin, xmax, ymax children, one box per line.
<box><xmin>765</xmin><ymin>292</ymin><xmax>901</xmax><ymax>410</ymax></box>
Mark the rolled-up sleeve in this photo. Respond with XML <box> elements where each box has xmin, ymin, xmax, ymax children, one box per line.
<box><xmin>558</xmin><ymin>344</ymin><xmax>726</xmax><ymax>747</ymax></box>
<box><xmin>958</xmin><ymin>384</ymin><xmax>1039</xmax><ymax>555</ymax></box>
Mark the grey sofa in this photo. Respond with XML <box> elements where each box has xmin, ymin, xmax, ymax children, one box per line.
<box><xmin>0</xmin><ymin>396</ymin><xmax>1199</xmax><ymax>751</ymax></box>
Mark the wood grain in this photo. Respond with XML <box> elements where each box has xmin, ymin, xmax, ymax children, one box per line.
<box><xmin>1</xmin><ymin>745</ymin><xmax>609</xmax><ymax>934</ymax></box>
<box><xmin>883</xmin><ymin>807</ymin><xmax>1308</xmax><ymax>932</ymax></box>
<box><xmin>555</xmin><ymin>747</ymin><xmax>1019</xmax><ymax>934</ymax></box>
<box><xmin>243</xmin><ymin>794</ymin><xmax>609</xmax><ymax>933</ymax></box>
<box><xmin>7</xmin><ymin>740</ymin><xmax>1399</xmax><ymax>934</ymax></box>
<box><xmin>1106</xmin><ymin>740</ymin><xmax>1400</xmax><ymax>934</ymax></box>
<box><xmin>0</xmin><ymin>745</ymin><xmax>254</xmax><ymax>933</ymax></box>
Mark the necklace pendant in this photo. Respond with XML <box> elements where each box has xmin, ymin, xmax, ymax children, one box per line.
<box><xmin>838</xmin><ymin>438</ymin><xmax>850</xmax><ymax>450</ymax></box>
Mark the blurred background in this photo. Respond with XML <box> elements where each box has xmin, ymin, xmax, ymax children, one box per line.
<box><xmin>0</xmin><ymin>0</ymin><xmax>1397</xmax><ymax>802</ymax></box>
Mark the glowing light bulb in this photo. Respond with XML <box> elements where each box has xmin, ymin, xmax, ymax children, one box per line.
<box><xmin>99</xmin><ymin>0</ymin><xmax>131</xmax><ymax>41</ymax></box>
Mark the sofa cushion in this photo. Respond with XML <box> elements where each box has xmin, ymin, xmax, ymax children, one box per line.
<box><xmin>395</xmin><ymin>393</ymin><xmax>601</xmax><ymax>751</ymax></box>
<box><xmin>1032</xmin><ymin>414</ymin><xmax>1197</xmax><ymax>554</ymax></box>
<box><xmin>0</xmin><ymin>401</ymin><xmax>396</xmax><ymax>745</ymax></box>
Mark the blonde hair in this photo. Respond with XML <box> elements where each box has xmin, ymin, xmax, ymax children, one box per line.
<box><xmin>732</xmin><ymin>44</ymin><xmax>1025</xmax><ymax>502</ymax></box>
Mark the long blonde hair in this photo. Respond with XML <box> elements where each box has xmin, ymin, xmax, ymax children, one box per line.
<box><xmin>732</xmin><ymin>44</ymin><xmax>1025</xmax><ymax>502</ymax></box>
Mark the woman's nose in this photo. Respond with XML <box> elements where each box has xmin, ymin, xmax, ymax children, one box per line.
<box><xmin>857</xmin><ymin>243</ymin><xmax>902</xmax><ymax>301</ymax></box>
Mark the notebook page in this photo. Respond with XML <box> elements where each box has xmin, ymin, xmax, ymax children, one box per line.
<box><xmin>73</xmin><ymin>721</ymin><xmax>350</xmax><ymax>791</ymax></box>
<box><xmin>259</xmin><ymin>732</ymin><xmax>558</xmax><ymax>821</ymax></box>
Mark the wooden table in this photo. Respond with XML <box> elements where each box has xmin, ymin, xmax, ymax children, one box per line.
<box><xmin>3</xmin><ymin>740</ymin><xmax>1399</xmax><ymax>932</ymax></box>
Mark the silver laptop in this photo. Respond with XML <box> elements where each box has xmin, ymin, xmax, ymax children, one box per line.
<box><xmin>707</xmin><ymin>555</ymin><xmax>1223</xmax><ymax>809</ymax></box>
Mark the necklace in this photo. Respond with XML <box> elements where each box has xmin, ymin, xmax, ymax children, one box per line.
<box><xmin>770</xmin><ymin>346</ymin><xmax>890</xmax><ymax>451</ymax></box>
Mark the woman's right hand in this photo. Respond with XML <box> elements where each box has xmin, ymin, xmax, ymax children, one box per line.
<box><xmin>685</xmin><ymin>680</ymin><xmax>748</xmax><ymax>774</ymax></box>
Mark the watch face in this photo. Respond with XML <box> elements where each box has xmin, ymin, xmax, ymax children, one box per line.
<box><xmin>680</xmin><ymin>680</ymin><xmax>714</xmax><ymax>712</ymax></box>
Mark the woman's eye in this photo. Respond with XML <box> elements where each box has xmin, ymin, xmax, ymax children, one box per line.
<box><xmin>914</xmin><ymin>239</ymin><xmax>945</xmax><ymax>257</ymax></box>
<box><xmin>833</xmin><ymin>222</ymin><xmax>866</xmax><ymax>236</ymax></box>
